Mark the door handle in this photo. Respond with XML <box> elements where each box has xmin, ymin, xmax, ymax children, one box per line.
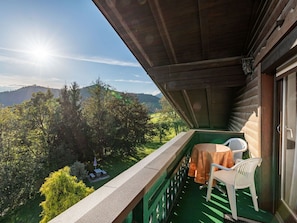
<box><xmin>277</xmin><ymin>124</ymin><xmax>281</xmax><ymax>134</ymax></box>
<box><xmin>286</xmin><ymin>127</ymin><xmax>294</xmax><ymax>138</ymax></box>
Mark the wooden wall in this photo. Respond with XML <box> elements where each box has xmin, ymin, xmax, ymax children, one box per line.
<box><xmin>228</xmin><ymin>68</ymin><xmax>261</xmax><ymax>158</ymax></box>
<box><xmin>228</xmin><ymin>65</ymin><xmax>274</xmax><ymax>211</ymax></box>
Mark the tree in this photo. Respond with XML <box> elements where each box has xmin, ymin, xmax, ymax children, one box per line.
<box><xmin>83</xmin><ymin>80</ymin><xmax>153</xmax><ymax>157</ymax></box>
<box><xmin>155</xmin><ymin>120</ymin><xmax>170</xmax><ymax>143</ymax></box>
<box><xmin>159</xmin><ymin>96</ymin><xmax>188</xmax><ymax>135</ymax></box>
<box><xmin>59</xmin><ymin>83</ymin><xmax>90</xmax><ymax>161</ymax></box>
<box><xmin>0</xmin><ymin>106</ymin><xmax>35</xmax><ymax>215</ymax></box>
<box><xmin>23</xmin><ymin>90</ymin><xmax>74</xmax><ymax>171</ymax></box>
<box><xmin>82</xmin><ymin>79</ymin><xmax>112</xmax><ymax>158</ymax></box>
<box><xmin>0</xmin><ymin>90</ymin><xmax>76</xmax><ymax>216</ymax></box>
<box><xmin>0</xmin><ymin>92</ymin><xmax>62</xmax><ymax>215</ymax></box>
<box><xmin>39</xmin><ymin>166</ymin><xmax>94</xmax><ymax>223</ymax></box>
<box><xmin>106</xmin><ymin>92</ymin><xmax>152</xmax><ymax>155</ymax></box>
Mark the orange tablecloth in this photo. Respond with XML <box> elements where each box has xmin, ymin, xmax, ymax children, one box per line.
<box><xmin>188</xmin><ymin>143</ymin><xmax>234</xmax><ymax>184</ymax></box>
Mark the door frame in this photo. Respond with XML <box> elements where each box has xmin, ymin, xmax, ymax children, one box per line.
<box><xmin>275</xmin><ymin>56</ymin><xmax>297</xmax><ymax>223</ymax></box>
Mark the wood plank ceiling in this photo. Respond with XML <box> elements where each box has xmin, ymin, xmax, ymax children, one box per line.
<box><xmin>93</xmin><ymin>0</ymin><xmax>269</xmax><ymax>129</ymax></box>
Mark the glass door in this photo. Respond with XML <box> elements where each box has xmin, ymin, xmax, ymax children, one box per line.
<box><xmin>278</xmin><ymin>71</ymin><xmax>297</xmax><ymax>221</ymax></box>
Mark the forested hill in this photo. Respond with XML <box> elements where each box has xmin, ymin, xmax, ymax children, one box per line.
<box><xmin>0</xmin><ymin>85</ymin><xmax>161</xmax><ymax>112</ymax></box>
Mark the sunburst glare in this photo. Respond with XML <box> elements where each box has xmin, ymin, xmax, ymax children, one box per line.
<box><xmin>26</xmin><ymin>37</ymin><xmax>56</xmax><ymax>66</ymax></box>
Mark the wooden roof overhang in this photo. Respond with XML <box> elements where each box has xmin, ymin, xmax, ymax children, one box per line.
<box><xmin>93</xmin><ymin>0</ymin><xmax>271</xmax><ymax>129</ymax></box>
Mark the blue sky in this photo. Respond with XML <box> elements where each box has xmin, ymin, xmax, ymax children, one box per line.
<box><xmin>0</xmin><ymin>1</ymin><xmax>160</xmax><ymax>95</ymax></box>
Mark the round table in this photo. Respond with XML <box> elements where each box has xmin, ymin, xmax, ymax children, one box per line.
<box><xmin>188</xmin><ymin>143</ymin><xmax>234</xmax><ymax>184</ymax></box>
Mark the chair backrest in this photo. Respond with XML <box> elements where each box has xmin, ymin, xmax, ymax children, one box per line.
<box><xmin>233</xmin><ymin>158</ymin><xmax>262</xmax><ymax>189</ymax></box>
<box><xmin>224</xmin><ymin>138</ymin><xmax>248</xmax><ymax>160</ymax></box>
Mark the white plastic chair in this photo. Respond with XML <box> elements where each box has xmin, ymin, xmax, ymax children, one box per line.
<box><xmin>206</xmin><ymin>158</ymin><xmax>262</xmax><ymax>220</ymax></box>
<box><xmin>223</xmin><ymin>138</ymin><xmax>248</xmax><ymax>162</ymax></box>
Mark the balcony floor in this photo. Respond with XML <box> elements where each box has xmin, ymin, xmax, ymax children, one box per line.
<box><xmin>167</xmin><ymin>176</ymin><xmax>278</xmax><ymax>223</ymax></box>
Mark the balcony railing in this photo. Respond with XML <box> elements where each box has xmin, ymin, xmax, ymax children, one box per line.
<box><xmin>49</xmin><ymin>129</ymin><xmax>244</xmax><ymax>223</ymax></box>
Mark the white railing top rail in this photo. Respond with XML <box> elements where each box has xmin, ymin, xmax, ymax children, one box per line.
<box><xmin>49</xmin><ymin>130</ymin><xmax>195</xmax><ymax>223</ymax></box>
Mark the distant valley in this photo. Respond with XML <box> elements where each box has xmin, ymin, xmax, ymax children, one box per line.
<box><xmin>0</xmin><ymin>85</ymin><xmax>162</xmax><ymax>113</ymax></box>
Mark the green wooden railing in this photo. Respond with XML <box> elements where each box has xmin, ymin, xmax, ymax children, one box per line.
<box><xmin>141</xmin><ymin>141</ymin><xmax>192</xmax><ymax>223</ymax></box>
<box><xmin>128</xmin><ymin>129</ymin><xmax>244</xmax><ymax>223</ymax></box>
<box><xmin>50</xmin><ymin>129</ymin><xmax>243</xmax><ymax>223</ymax></box>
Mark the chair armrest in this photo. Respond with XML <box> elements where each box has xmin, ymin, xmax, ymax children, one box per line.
<box><xmin>232</xmin><ymin>148</ymin><xmax>247</xmax><ymax>153</ymax></box>
<box><xmin>235</xmin><ymin>158</ymin><xmax>243</xmax><ymax>164</ymax></box>
<box><xmin>211</xmin><ymin>163</ymin><xmax>232</xmax><ymax>171</ymax></box>
<box><xmin>223</xmin><ymin>141</ymin><xmax>228</xmax><ymax>146</ymax></box>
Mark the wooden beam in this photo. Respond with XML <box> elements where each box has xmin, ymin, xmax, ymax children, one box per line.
<box><xmin>261</xmin><ymin>24</ymin><xmax>297</xmax><ymax>73</ymax></box>
<box><xmin>150</xmin><ymin>65</ymin><xmax>244</xmax><ymax>84</ymax></box>
<box><xmin>148</xmin><ymin>0</ymin><xmax>177</xmax><ymax>64</ymax></box>
<box><xmin>182</xmin><ymin>90</ymin><xmax>199</xmax><ymax>127</ymax></box>
<box><xmin>149</xmin><ymin>57</ymin><xmax>242</xmax><ymax>74</ymax></box>
<box><xmin>159</xmin><ymin>90</ymin><xmax>194</xmax><ymax>128</ymax></box>
<box><xmin>248</xmin><ymin>0</ymin><xmax>288</xmax><ymax>56</ymax></box>
<box><xmin>197</xmin><ymin>0</ymin><xmax>209</xmax><ymax>59</ymax></box>
<box><xmin>164</xmin><ymin>77</ymin><xmax>245</xmax><ymax>91</ymax></box>
<box><xmin>255</xmin><ymin>3</ymin><xmax>297</xmax><ymax>66</ymax></box>
<box><xmin>93</xmin><ymin>0</ymin><xmax>153</xmax><ymax>68</ymax></box>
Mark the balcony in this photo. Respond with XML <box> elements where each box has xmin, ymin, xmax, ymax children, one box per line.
<box><xmin>49</xmin><ymin>129</ymin><xmax>276</xmax><ymax>223</ymax></box>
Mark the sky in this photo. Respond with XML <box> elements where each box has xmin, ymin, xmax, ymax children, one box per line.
<box><xmin>0</xmin><ymin>0</ymin><xmax>160</xmax><ymax>95</ymax></box>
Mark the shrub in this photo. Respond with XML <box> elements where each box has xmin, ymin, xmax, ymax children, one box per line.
<box><xmin>39</xmin><ymin>166</ymin><xmax>94</xmax><ymax>223</ymax></box>
<box><xmin>70</xmin><ymin>161</ymin><xmax>88</xmax><ymax>181</ymax></box>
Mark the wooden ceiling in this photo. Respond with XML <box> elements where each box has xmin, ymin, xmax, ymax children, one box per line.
<box><xmin>93</xmin><ymin>0</ymin><xmax>270</xmax><ymax>129</ymax></box>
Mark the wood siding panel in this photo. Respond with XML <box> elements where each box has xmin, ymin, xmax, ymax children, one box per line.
<box><xmin>228</xmin><ymin>73</ymin><xmax>260</xmax><ymax>158</ymax></box>
<box><xmin>228</xmin><ymin>67</ymin><xmax>274</xmax><ymax>211</ymax></box>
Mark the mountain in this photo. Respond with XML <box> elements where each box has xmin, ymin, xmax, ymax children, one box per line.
<box><xmin>131</xmin><ymin>93</ymin><xmax>161</xmax><ymax>112</ymax></box>
<box><xmin>0</xmin><ymin>85</ymin><xmax>60</xmax><ymax>107</ymax></box>
<box><xmin>154</xmin><ymin>93</ymin><xmax>163</xmax><ymax>98</ymax></box>
<box><xmin>0</xmin><ymin>85</ymin><xmax>161</xmax><ymax>112</ymax></box>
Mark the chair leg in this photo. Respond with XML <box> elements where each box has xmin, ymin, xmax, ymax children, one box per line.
<box><xmin>226</xmin><ymin>184</ymin><xmax>237</xmax><ymax>220</ymax></box>
<box><xmin>206</xmin><ymin>176</ymin><xmax>214</xmax><ymax>201</ymax></box>
<box><xmin>249</xmin><ymin>184</ymin><xmax>259</xmax><ymax>211</ymax></box>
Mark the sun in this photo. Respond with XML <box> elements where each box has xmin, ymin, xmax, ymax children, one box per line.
<box><xmin>25</xmin><ymin>36</ymin><xmax>56</xmax><ymax>66</ymax></box>
<box><xmin>30</xmin><ymin>44</ymin><xmax>52</xmax><ymax>64</ymax></box>
<box><xmin>32</xmin><ymin>45</ymin><xmax>50</xmax><ymax>59</ymax></box>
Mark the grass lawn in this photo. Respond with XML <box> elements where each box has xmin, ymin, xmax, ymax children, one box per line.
<box><xmin>0</xmin><ymin>141</ymin><xmax>164</xmax><ymax>223</ymax></box>
<box><xmin>0</xmin><ymin>197</ymin><xmax>43</xmax><ymax>223</ymax></box>
<box><xmin>85</xmin><ymin>141</ymin><xmax>164</xmax><ymax>189</ymax></box>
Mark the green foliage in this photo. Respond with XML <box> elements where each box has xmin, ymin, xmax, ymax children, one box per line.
<box><xmin>58</xmin><ymin>83</ymin><xmax>91</xmax><ymax>161</ymax></box>
<box><xmin>134</xmin><ymin>93</ymin><xmax>161</xmax><ymax>113</ymax></box>
<box><xmin>82</xmin><ymin>79</ymin><xmax>153</xmax><ymax>157</ymax></box>
<box><xmin>1</xmin><ymin>142</ymin><xmax>161</xmax><ymax>222</ymax></box>
<box><xmin>106</xmin><ymin>92</ymin><xmax>153</xmax><ymax>155</ymax></box>
<box><xmin>159</xmin><ymin>96</ymin><xmax>188</xmax><ymax>135</ymax></box>
<box><xmin>0</xmin><ymin>90</ymin><xmax>77</xmax><ymax>216</ymax></box>
<box><xmin>39</xmin><ymin>166</ymin><xmax>94</xmax><ymax>223</ymax></box>
<box><xmin>1</xmin><ymin>81</ymin><xmax>183</xmax><ymax>219</ymax></box>
<box><xmin>82</xmin><ymin>79</ymin><xmax>112</xmax><ymax>158</ymax></box>
<box><xmin>0</xmin><ymin>196</ymin><xmax>43</xmax><ymax>223</ymax></box>
<box><xmin>149</xmin><ymin>96</ymin><xmax>188</xmax><ymax>143</ymax></box>
<box><xmin>70</xmin><ymin>161</ymin><xmax>88</xmax><ymax>181</ymax></box>
<box><xmin>0</xmin><ymin>92</ymin><xmax>61</xmax><ymax>216</ymax></box>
